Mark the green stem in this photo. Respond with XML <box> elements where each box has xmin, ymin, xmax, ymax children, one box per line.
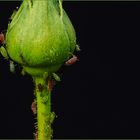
<box><xmin>33</xmin><ymin>76</ymin><xmax>53</xmax><ymax>140</ymax></box>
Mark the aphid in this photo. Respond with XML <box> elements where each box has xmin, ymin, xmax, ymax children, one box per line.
<box><xmin>44</xmin><ymin>112</ymin><xmax>56</xmax><ymax>124</ymax></box>
<box><xmin>37</xmin><ymin>83</ymin><xmax>44</xmax><ymax>92</ymax></box>
<box><xmin>43</xmin><ymin>72</ymin><xmax>48</xmax><ymax>81</ymax></box>
<box><xmin>65</xmin><ymin>55</ymin><xmax>78</xmax><ymax>66</ymax></box>
<box><xmin>19</xmin><ymin>53</ymin><xmax>27</xmax><ymax>65</ymax></box>
<box><xmin>41</xmin><ymin>96</ymin><xmax>49</xmax><ymax>104</ymax></box>
<box><xmin>52</xmin><ymin>73</ymin><xmax>61</xmax><ymax>82</ymax></box>
<box><xmin>50</xmin><ymin>112</ymin><xmax>56</xmax><ymax>124</ymax></box>
<box><xmin>0</xmin><ymin>33</ymin><xmax>4</xmax><ymax>44</ymax></box>
<box><xmin>48</xmin><ymin>79</ymin><xmax>55</xmax><ymax>92</ymax></box>
<box><xmin>76</xmin><ymin>44</ymin><xmax>81</xmax><ymax>51</ymax></box>
<box><xmin>10</xmin><ymin>60</ymin><xmax>15</xmax><ymax>73</ymax></box>
<box><xmin>28</xmin><ymin>0</ymin><xmax>33</xmax><ymax>8</ymax></box>
<box><xmin>10</xmin><ymin>10</ymin><xmax>17</xmax><ymax>21</ymax></box>
<box><xmin>0</xmin><ymin>46</ymin><xmax>9</xmax><ymax>60</ymax></box>
<box><xmin>21</xmin><ymin>68</ymin><xmax>26</xmax><ymax>76</ymax></box>
<box><xmin>31</xmin><ymin>101</ymin><xmax>37</xmax><ymax>114</ymax></box>
<box><xmin>44</xmin><ymin>124</ymin><xmax>52</xmax><ymax>137</ymax></box>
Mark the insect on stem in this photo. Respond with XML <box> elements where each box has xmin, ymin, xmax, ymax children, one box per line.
<box><xmin>65</xmin><ymin>55</ymin><xmax>79</xmax><ymax>66</ymax></box>
<box><xmin>0</xmin><ymin>33</ymin><xmax>5</xmax><ymax>44</ymax></box>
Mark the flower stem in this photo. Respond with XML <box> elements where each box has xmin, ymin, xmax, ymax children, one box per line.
<box><xmin>33</xmin><ymin>76</ymin><xmax>53</xmax><ymax>140</ymax></box>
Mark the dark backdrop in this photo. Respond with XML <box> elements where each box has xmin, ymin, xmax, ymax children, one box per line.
<box><xmin>0</xmin><ymin>1</ymin><xmax>139</xmax><ymax>139</ymax></box>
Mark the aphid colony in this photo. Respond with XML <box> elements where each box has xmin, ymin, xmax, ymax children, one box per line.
<box><xmin>0</xmin><ymin>32</ymin><xmax>80</xmax><ymax>110</ymax></box>
<box><xmin>0</xmin><ymin>32</ymin><xmax>80</xmax><ymax>140</ymax></box>
<box><xmin>0</xmin><ymin>33</ymin><xmax>15</xmax><ymax>73</ymax></box>
<box><xmin>0</xmin><ymin>33</ymin><xmax>80</xmax><ymax>74</ymax></box>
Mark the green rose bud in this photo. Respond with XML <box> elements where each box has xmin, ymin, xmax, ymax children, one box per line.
<box><xmin>3</xmin><ymin>1</ymin><xmax>77</xmax><ymax>139</ymax></box>
<box><xmin>6</xmin><ymin>0</ymin><xmax>76</xmax><ymax>76</ymax></box>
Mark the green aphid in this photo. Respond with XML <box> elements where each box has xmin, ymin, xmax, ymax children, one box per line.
<box><xmin>21</xmin><ymin>68</ymin><xmax>26</xmax><ymax>76</ymax></box>
<box><xmin>27</xmin><ymin>0</ymin><xmax>33</xmax><ymax>9</ymax></box>
<box><xmin>44</xmin><ymin>112</ymin><xmax>55</xmax><ymax>124</ymax></box>
<box><xmin>41</xmin><ymin>96</ymin><xmax>48</xmax><ymax>104</ymax></box>
<box><xmin>76</xmin><ymin>44</ymin><xmax>81</xmax><ymax>51</ymax></box>
<box><xmin>52</xmin><ymin>73</ymin><xmax>61</xmax><ymax>82</ymax></box>
<box><xmin>10</xmin><ymin>10</ymin><xmax>17</xmax><ymax>20</ymax></box>
<box><xmin>49</xmin><ymin>112</ymin><xmax>56</xmax><ymax>124</ymax></box>
<box><xmin>10</xmin><ymin>60</ymin><xmax>15</xmax><ymax>73</ymax></box>
<box><xmin>0</xmin><ymin>46</ymin><xmax>9</xmax><ymax>60</ymax></box>
<box><xmin>44</xmin><ymin>124</ymin><xmax>52</xmax><ymax>138</ymax></box>
<box><xmin>43</xmin><ymin>72</ymin><xmax>48</xmax><ymax>81</ymax></box>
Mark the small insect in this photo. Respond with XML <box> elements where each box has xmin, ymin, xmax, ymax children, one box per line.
<box><xmin>21</xmin><ymin>68</ymin><xmax>26</xmax><ymax>76</ymax></box>
<box><xmin>19</xmin><ymin>53</ymin><xmax>27</xmax><ymax>65</ymax></box>
<box><xmin>0</xmin><ymin>46</ymin><xmax>9</xmax><ymax>60</ymax></box>
<box><xmin>65</xmin><ymin>55</ymin><xmax>79</xmax><ymax>66</ymax></box>
<box><xmin>48</xmin><ymin>79</ymin><xmax>55</xmax><ymax>92</ymax></box>
<box><xmin>76</xmin><ymin>44</ymin><xmax>81</xmax><ymax>51</ymax></box>
<box><xmin>49</xmin><ymin>112</ymin><xmax>56</xmax><ymax>124</ymax></box>
<box><xmin>37</xmin><ymin>83</ymin><xmax>44</xmax><ymax>92</ymax></box>
<box><xmin>44</xmin><ymin>124</ymin><xmax>52</xmax><ymax>138</ymax></box>
<box><xmin>31</xmin><ymin>101</ymin><xmax>37</xmax><ymax>114</ymax></box>
<box><xmin>41</xmin><ymin>96</ymin><xmax>49</xmax><ymax>104</ymax></box>
<box><xmin>9</xmin><ymin>10</ymin><xmax>17</xmax><ymax>21</ymax></box>
<box><xmin>43</xmin><ymin>71</ymin><xmax>48</xmax><ymax>81</ymax></box>
<box><xmin>52</xmin><ymin>73</ymin><xmax>61</xmax><ymax>82</ymax></box>
<box><xmin>10</xmin><ymin>60</ymin><xmax>15</xmax><ymax>73</ymax></box>
<box><xmin>44</xmin><ymin>112</ymin><xmax>56</xmax><ymax>125</ymax></box>
<box><xmin>28</xmin><ymin>0</ymin><xmax>33</xmax><ymax>8</ymax></box>
<box><xmin>0</xmin><ymin>33</ymin><xmax>4</xmax><ymax>44</ymax></box>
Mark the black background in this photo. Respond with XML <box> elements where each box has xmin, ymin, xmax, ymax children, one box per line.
<box><xmin>0</xmin><ymin>1</ymin><xmax>139</xmax><ymax>139</ymax></box>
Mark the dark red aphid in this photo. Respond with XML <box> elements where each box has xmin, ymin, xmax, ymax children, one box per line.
<box><xmin>48</xmin><ymin>79</ymin><xmax>55</xmax><ymax>92</ymax></box>
<box><xmin>65</xmin><ymin>55</ymin><xmax>78</xmax><ymax>66</ymax></box>
<box><xmin>31</xmin><ymin>101</ymin><xmax>37</xmax><ymax>114</ymax></box>
<box><xmin>37</xmin><ymin>83</ymin><xmax>44</xmax><ymax>92</ymax></box>
<box><xmin>0</xmin><ymin>33</ymin><xmax>4</xmax><ymax>44</ymax></box>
